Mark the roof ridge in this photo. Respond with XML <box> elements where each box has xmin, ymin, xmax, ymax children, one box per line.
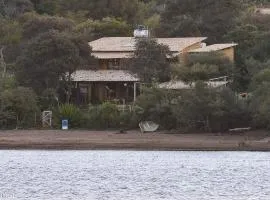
<box><xmin>89</xmin><ymin>37</ymin><xmax>208</xmax><ymax>52</ymax></box>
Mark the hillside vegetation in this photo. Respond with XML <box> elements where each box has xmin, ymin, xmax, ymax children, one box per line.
<box><xmin>1</xmin><ymin>0</ymin><xmax>270</xmax><ymax>131</ymax></box>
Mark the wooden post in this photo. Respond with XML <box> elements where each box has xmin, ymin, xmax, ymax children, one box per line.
<box><xmin>76</xmin><ymin>82</ymin><xmax>80</xmax><ymax>105</ymax></box>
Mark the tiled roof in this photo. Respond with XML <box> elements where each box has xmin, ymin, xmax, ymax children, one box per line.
<box><xmin>92</xmin><ymin>52</ymin><xmax>178</xmax><ymax>59</ymax></box>
<box><xmin>71</xmin><ymin>70</ymin><xmax>139</xmax><ymax>82</ymax></box>
<box><xmin>89</xmin><ymin>37</ymin><xmax>207</xmax><ymax>52</ymax></box>
<box><xmin>159</xmin><ymin>80</ymin><xmax>228</xmax><ymax>89</ymax></box>
<box><xmin>92</xmin><ymin>52</ymin><xmax>133</xmax><ymax>59</ymax></box>
<box><xmin>189</xmin><ymin>44</ymin><xmax>237</xmax><ymax>53</ymax></box>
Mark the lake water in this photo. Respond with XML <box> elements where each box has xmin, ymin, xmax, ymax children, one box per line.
<box><xmin>0</xmin><ymin>151</ymin><xmax>269</xmax><ymax>200</ymax></box>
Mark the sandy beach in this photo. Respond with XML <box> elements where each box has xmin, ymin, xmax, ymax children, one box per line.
<box><xmin>0</xmin><ymin>130</ymin><xmax>269</xmax><ymax>151</ymax></box>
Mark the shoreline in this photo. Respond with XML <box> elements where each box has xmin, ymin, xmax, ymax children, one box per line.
<box><xmin>0</xmin><ymin>130</ymin><xmax>269</xmax><ymax>151</ymax></box>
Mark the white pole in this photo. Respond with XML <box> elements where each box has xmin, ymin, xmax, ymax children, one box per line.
<box><xmin>133</xmin><ymin>82</ymin><xmax>137</xmax><ymax>102</ymax></box>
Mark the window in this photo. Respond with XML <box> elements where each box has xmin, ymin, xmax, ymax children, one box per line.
<box><xmin>108</xmin><ymin>59</ymin><xmax>120</xmax><ymax>69</ymax></box>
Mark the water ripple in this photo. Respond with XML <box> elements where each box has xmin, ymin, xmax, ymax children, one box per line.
<box><xmin>0</xmin><ymin>151</ymin><xmax>269</xmax><ymax>200</ymax></box>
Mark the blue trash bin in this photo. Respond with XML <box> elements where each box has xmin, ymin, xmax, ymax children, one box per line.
<box><xmin>62</xmin><ymin>119</ymin><xmax>69</xmax><ymax>130</ymax></box>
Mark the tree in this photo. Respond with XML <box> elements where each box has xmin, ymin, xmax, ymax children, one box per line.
<box><xmin>75</xmin><ymin>17</ymin><xmax>132</xmax><ymax>40</ymax></box>
<box><xmin>224</xmin><ymin>6</ymin><xmax>270</xmax><ymax>91</ymax></box>
<box><xmin>56</xmin><ymin>0</ymin><xmax>148</xmax><ymax>25</ymax></box>
<box><xmin>129</xmin><ymin>38</ymin><xmax>172</xmax><ymax>83</ymax></box>
<box><xmin>0</xmin><ymin>0</ymin><xmax>33</xmax><ymax>18</ymax></box>
<box><xmin>251</xmin><ymin>68</ymin><xmax>270</xmax><ymax>90</ymax></box>
<box><xmin>135</xmin><ymin>86</ymin><xmax>178</xmax><ymax>129</ymax></box>
<box><xmin>21</xmin><ymin>13</ymin><xmax>74</xmax><ymax>39</ymax></box>
<box><xmin>0</xmin><ymin>87</ymin><xmax>38</xmax><ymax>128</ymax></box>
<box><xmin>17</xmin><ymin>14</ymin><xmax>94</xmax><ymax>103</ymax></box>
<box><xmin>30</xmin><ymin>0</ymin><xmax>57</xmax><ymax>15</ymax></box>
<box><xmin>0</xmin><ymin>19</ymin><xmax>21</xmax><ymax>82</ymax></box>
<box><xmin>16</xmin><ymin>30</ymin><xmax>92</xmax><ymax>102</ymax></box>
<box><xmin>159</xmin><ymin>0</ymin><xmax>246</xmax><ymax>42</ymax></box>
<box><xmin>251</xmin><ymin>32</ymin><xmax>270</xmax><ymax>62</ymax></box>
<box><xmin>136</xmin><ymin>81</ymin><xmax>251</xmax><ymax>132</ymax></box>
<box><xmin>250</xmin><ymin>81</ymin><xmax>270</xmax><ymax>129</ymax></box>
<box><xmin>171</xmin><ymin>82</ymin><xmax>251</xmax><ymax>132</ymax></box>
<box><xmin>173</xmin><ymin>53</ymin><xmax>233</xmax><ymax>83</ymax></box>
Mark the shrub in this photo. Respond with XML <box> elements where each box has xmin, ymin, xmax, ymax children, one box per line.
<box><xmin>0</xmin><ymin>87</ymin><xmax>39</xmax><ymax>129</ymax></box>
<box><xmin>118</xmin><ymin>110</ymin><xmax>140</xmax><ymax>129</ymax></box>
<box><xmin>56</xmin><ymin>103</ymin><xmax>83</xmax><ymax>128</ymax></box>
<box><xmin>0</xmin><ymin>110</ymin><xmax>16</xmax><ymax>129</ymax></box>
<box><xmin>85</xmin><ymin>102</ymin><xmax>139</xmax><ymax>129</ymax></box>
<box><xmin>250</xmin><ymin>82</ymin><xmax>270</xmax><ymax>129</ymax></box>
<box><xmin>136</xmin><ymin>84</ymin><xmax>252</xmax><ymax>132</ymax></box>
<box><xmin>99</xmin><ymin>102</ymin><xmax>120</xmax><ymax>127</ymax></box>
<box><xmin>39</xmin><ymin>88</ymin><xmax>59</xmax><ymax>110</ymax></box>
<box><xmin>135</xmin><ymin>87</ymin><xmax>178</xmax><ymax>129</ymax></box>
<box><xmin>86</xmin><ymin>102</ymin><xmax>120</xmax><ymax>129</ymax></box>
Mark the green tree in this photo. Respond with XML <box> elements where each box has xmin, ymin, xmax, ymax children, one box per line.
<box><xmin>250</xmin><ymin>82</ymin><xmax>270</xmax><ymax>129</ymax></box>
<box><xmin>171</xmin><ymin>83</ymin><xmax>250</xmax><ymax>132</ymax></box>
<box><xmin>135</xmin><ymin>86</ymin><xmax>178</xmax><ymax>129</ymax></box>
<box><xmin>0</xmin><ymin>19</ymin><xmax>21</xmax><ymax>82</ymax></box>
<box><xmin>16</xmin><ymin>30</ymin><xmax>92</xmax><ymax>102</ymax></box>
<box><xmin>30</xmin><ymin>0</ymin><xmax>57</xmax><ymax>15</ymax></box>
<box><xmin>21</xmin><ymin>13</ymin><xmax>74</xmax><ymax>39</ymax></box>
<box><xmin>0</xmin><ymin>0</ymin><xmax>33</xmax><ymax>18</ymax></box>
<box><xmin>56</xmin><ymin>0</ymin><xmax>148</xmax><ymax>25</ymax></box>
<box><xmin>224</xmin><ymin>7</ymin><xmax>270</xmax><ymax>91</ymax></box>
<box><xmin>129</xmin><ymin>38</ymin><xmax>172</xmax><ymax>83</ymax></box>
<box><xmin>159</xmin><ymin>0</ymin><xmax>247</xmax><ymax>42</ymax></box>
<box><xmin>173</xmin><ymin>53</ymin><xmax>233</xmax><ymax>83</ymax></box>
<box><xmin>82</xmin><ymin>0</ymin><xmax>147</xmax><ymax>25</ymax></box>
<box><xmin>136</xmin><ymin>82</ymin><xmax>251</xmax><ymax>132</ymax></box>
<box><xmin>0</xmin><ymin>87</ymin><xmax>38</xmax><ymax>128</ymax></box>
<box><xmin>75</xmin><ymin>17</ymin><xmax>132</xmax><ymax>40</ymax></box>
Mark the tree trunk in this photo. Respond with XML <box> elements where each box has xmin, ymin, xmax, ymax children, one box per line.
<box><xmin>0</xmin><ymin>0</ymin><xmax>6</xmax><ymax>15</ymax></box>
<box><xmin>66</xmin><ymin>72</ymin><xmax>72</xmax><ymax>103</ymax></box>
<box><xmin>0</xmin><ymin>46</ymin><xmax>7</xmax><ymax>79</ymax></box>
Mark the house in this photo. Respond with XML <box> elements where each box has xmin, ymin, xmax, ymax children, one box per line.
<box><xmin>70</xmin><ymin>36</ymin><xmax>237</xmax><ymax>104</ymax></box>
<box><xmin>188</xmin><ymin>43</ymin><xmax>237</xmax><ymax>62</ymax></box>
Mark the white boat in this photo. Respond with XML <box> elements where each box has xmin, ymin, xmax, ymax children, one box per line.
<box><xmin>139</xmin><ymin>121</ymin><xmax>159</xmax><ymax>133</ymax></box>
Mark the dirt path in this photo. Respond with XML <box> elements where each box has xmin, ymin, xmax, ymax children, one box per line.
<box><xmin>0</xmin><ymin>130</ymin><xmax>269</xmax><ymax>151</ymax></box>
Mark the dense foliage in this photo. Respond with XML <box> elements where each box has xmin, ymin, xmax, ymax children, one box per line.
<box><xmin>129</xmin><ymin>38</ymin><xmax>172</xmax><ymax>83</ymax></box>
<box><xmin>1</xmin><ymin>0</ymin><xmax>270</xmax><ymax>131</ymax></box>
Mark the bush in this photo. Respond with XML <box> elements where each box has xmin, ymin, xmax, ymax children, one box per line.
<box><xmin>51</xmin><ymin>102</ymin><xmax>139</xmax><ymax>130</ymax></box>
<box><xmin>118</xmin><ymin>110</ymin><xmax>140</xmax><ymax>129</ymax></box>
<box><xmin>55</xmin><ymin>103</ymin><xmax>83</xmax><ymax>128</ymax></box>
<box><xmin>135</xmin><ymin>87</ymin><xmax>178</xmax><ymax>129</ymax></box>
<box><xmin>135</xmin><ymin>84</ymin><xmax>252</xmax><ymax>132</ymax></box>
<box><xmin>85</xmin><ymin>102</ymin><xmax>139</xmax><ymax>129</ymax></box>
<box><xmin>173</xmin><ymin>84</ymin><xmax>252</xmax><ymax>132</ymax></box>
<box><xmin>85</xmin><ymin>103</ymin><xmax>118</xmax><ymax>129</ymax></box>
<box><xmin>173</xmin><ymin>53</ymin><xmax>233</xmax><ymax>82</ymax></box>
<box><xmin>250</xmin><ymin>82</ymin><xmax>270</xmax><ymax>129</ymax></box>
<box><xmin>0</xmin><ymin>87</ymin><xmax>39</xmax><ymax>129</ymax></box>
<box><xmin>99</xmin><ymin>102</ymin><xmax>120</xmax><ymax>128</ymax></box>
<box><xmin>87</xmin><ymin>102</ymin><xmax>120</xmax><ymax>129</ymax></box>
<box><xmin>0</xmin><ymin>110</ymin><xmax>16</xmax><ymax>129</ymax></box>
<box><xmin>39</xmin><ymin>88</ymin><xmax>59</xmax><ymax>110</ymax></box>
